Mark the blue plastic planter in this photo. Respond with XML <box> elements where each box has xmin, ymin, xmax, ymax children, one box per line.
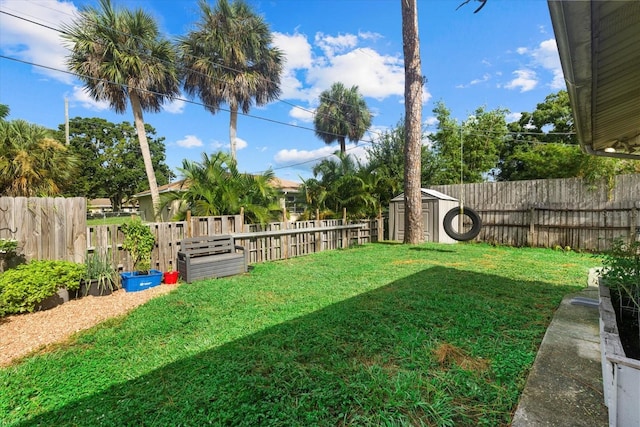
<box><xmin>120</xmin><ymin>270</ymin><xmax>163</xmax><ymax>292</ymax></box>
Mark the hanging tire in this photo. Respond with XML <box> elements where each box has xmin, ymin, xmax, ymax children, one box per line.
<box><xmin>443</xmin><ymin>207</ymin><xmax>482</xmax><ymax>241</ymax></box>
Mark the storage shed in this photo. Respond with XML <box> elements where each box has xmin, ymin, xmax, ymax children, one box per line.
<box><xmin>389</xmin><ymin>189</ymin><xmax>459</xmax><ymax>243</ymax></box>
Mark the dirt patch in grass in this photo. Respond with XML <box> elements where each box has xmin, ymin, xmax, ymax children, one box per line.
<box><xmin>0</xmin><ymin>284</ymin><xmax>177</xmax><ymax>366</ymax></box>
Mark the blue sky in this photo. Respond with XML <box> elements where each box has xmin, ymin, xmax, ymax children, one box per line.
<box><xmin>0</xmin><ymin>0</ymin><xmax>564</xmax><ymax>183</ymax></box>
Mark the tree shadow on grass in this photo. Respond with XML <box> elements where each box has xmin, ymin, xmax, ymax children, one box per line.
<box><xmin>12</xmin><ymin>267</ymin><xmax>575</xmax><ymax>427</ymax></box>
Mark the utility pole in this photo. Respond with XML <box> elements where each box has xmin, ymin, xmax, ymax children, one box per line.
<box><xmin>64</xmin><ymin>98</ymin><xmax>69</xmax><ymax>145</ymax></box>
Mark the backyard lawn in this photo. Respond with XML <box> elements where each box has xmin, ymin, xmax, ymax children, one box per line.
<box><xmin>0</xmin><ymin>242</ymin><xmax>598</xmax><ymax>426</ymax></box>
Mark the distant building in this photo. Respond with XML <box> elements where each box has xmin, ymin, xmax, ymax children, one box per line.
<box><xmin>133</xmin><ymin>177</ymin><xmax>302</xmax><ymax>222</ymax></box>
<box><xmin>87</xmin><ymin>198</ymin><xmax>138</xmax><ymax>214</ymax></box>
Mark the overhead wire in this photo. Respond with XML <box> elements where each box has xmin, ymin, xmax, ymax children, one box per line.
<box><xmin>0</xmin><ymin>5</ymin><xmax>577</xmax><ymax>176</ymax></box>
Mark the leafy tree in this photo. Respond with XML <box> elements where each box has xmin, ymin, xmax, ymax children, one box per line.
<box><xmin>365</xmin><ymin>117</ymin><xmax>439</xmax><ymax>209</ymax></box>
<box><xmin>497</xmin><ymin>90</ymin><xmax>637</xmax><ymax>183</ymax></box>
<box><xmin>0</xmin><ymin>120</ymin><xmax>78</xmax><ymax>196</ymax></box>
<box><xmin>54</xmin><ymin>117</ymin><xmax>173</xmax><ymax>210</ymax></box>
<box><xmin>401</xmin><ymin>0</ymin><xmax>424</xmax><ymax>244</ymax></box>
<box><xmin>178</xmin><ymin>0</ymin><xmax>283</xmax><ymax>161</ymax></box>
<box><xmin>313</xmin><ymin>82</ymin><xmax>372</xmax><ymax>155</ymax></box>
<box><xmin>163</xmin><ymin>151</ymin><xmax>280</xmax><ymax>224</ymax></box>
<box><xmin>63</xmin><ymin>0</ymin><xmax>180</xmax><ymax>219</ymax></box>
<box><xmin>429</xmin><ymin>101</ymin><xmax>508</xmax><ymax>184</ymax></box>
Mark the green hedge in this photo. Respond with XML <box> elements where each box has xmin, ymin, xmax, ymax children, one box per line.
<box><xmin>0</xmin><ymin>260</ymin><xmax>85</xmax><ymax>316</ymax></box>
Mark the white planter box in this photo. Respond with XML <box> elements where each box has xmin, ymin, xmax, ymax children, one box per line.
<box><xmin>599</xmin><ymin>280</ymin><xmax>640</xmax><ymax>427</ymax></box>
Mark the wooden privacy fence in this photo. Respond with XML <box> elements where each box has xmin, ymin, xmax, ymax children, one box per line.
<box><xmin>87</xmin><ymin>216</ymin><xmax>381</xmax><ymax>272</ymax></box>
<box><xmin>431</xmin><ymin>174</ymin><xmax>640</xmax><ymax>251</ymax></box>
<box><xmin>0</xmin><ymin>197</ymin><xmax>86</xmax><ymax>264</ymax></box>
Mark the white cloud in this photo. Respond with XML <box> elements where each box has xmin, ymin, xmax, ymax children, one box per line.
<box><xmin>457</xmin><ymin>73</ymin><xmax>491</xmax><ymax>89</ymax></box>
<box><xmin>235</xmin><ymin>137</ymin><xmax>248</xmax><ymax>151</ymax></box>
<box><xmin>0</xmin><ymin>0</ymin><xmax>77</xmax><ymax>83</ymax></box>
<box><xmin>163</xmin><ymin>98</ymin><xmax>185</xmax><ymax>114</ymax></box>
<box><xmin>505</xmin><ymin>69</ymin><xmax>538</xmax><ymax>92</ymax></box>
<box><xmin>505</xmin><ymin>112</ymin><xmax>522</xmax><ymax>123</ymax></box>
<box><xmin>70</xmin><ymin>86</ymin><xmax>110</xmax><ymax>110</ymax></box>
<box><xmin>273</xmin><ymin>31</ymin><xmax>413</xmax><ymax>104</ymax></box>
<box><xmin>513</xmin><ymin>39</ymin><xmax>564</xmax><ymax>91</ymax></box>
<box><xmin>274</xmin><ymin>143</ymin><xmax>368</xmax><ymax>172</ymax></box>
<box><xmin>315</xmin><ymin>32</ymin><xmax>358</xmax><ymax>57</ymax></box>
<box><xmin>176</xmin><ymin>135</ymin><xmax>203</xmax><ymax>148</ymax></box>
<box><xmin>288</xmin><ymin>106</ymin><xmax>315</xmax><ymax>123</ymax></box>
<box><xmin>308</xmin><ymin>47</ymin><xmax>405</xmax><ymax>100</ymax></box>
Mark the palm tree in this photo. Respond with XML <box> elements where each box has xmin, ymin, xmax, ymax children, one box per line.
<box><xmin>162</xmin><ymin>152</ymin><xmax>280</xmax><ymax>224</ymax></box>
<box><xmin>0</xmin><ymin>120</ymin><xmax>78</xmax><ymax>196</ymax></box>
<box><xmin>62</xmin><ymin>0</ymin><xmax>179</xmax><ymax>220</ymax></box>
<box><xmin>178</xmin><ymin>0</ymin><xmax>283</xmax><ymax>162</ymax></box>
<box><xmin>313</xmin><ymin>82</ymin><xmax>372</xmax><ymax>155</ymax></box>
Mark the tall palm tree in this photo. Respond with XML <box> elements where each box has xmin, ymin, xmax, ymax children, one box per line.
<box><xmin>63</xmin><ymin>0</ymin><xmax>179</xmax><ymax>220</ymax></box>
<box><xmin>178</xmin><ymin>0</ymin><xmax>283</xmax><ymax>161</ymax></box>
<box><xmin>313</xmin><ymin>82</ymin><xmax>372</xmax><ymax>155</ymax></box>
<box><xmin>0</xmin><ymin>120</ymin><xmax>78</xmax><ymax>196</ymax></box>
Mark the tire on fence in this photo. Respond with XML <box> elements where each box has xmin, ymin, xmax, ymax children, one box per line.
<box><xmin>443</xmin><ymin>207</ymin><xmax>482</xmax><ymax>241</ymax></box>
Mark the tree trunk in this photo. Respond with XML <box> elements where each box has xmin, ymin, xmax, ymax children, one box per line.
<box><xmin>230</xmin><ymin>106</ymin><xmax>238</xmax><ymax>162</ymax></box>
<box><xmin>401</xmin><ymin>0</ymin><xmax>424</xmax><ymax>244</ymax></box>
<box><xmin>130</xmin><ymin>92</ymin><xmax>161</xmax><ymax>221</ymax></box>
<box><xmin>339</xmin><ymin>137</ymin><xmax>346</xmax><ymax>155</ymax></box>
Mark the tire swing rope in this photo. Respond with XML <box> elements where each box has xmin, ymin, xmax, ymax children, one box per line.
<box><xmin>443</xmin><ymin>128</ymin><xmax>482</xmax><ymax>241</ymax></box>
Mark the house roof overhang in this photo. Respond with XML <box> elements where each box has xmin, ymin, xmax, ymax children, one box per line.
<box><xmin>548</xmin><ymin>1</ymin><xmax>640</xmax><ymax>159</ymax></box>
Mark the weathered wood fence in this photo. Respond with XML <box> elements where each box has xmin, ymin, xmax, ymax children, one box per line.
<box><xmin>87</xmin><ymin>216</ymin><xmax>381</xmax><ymax>272</ymax></box>
<box><xmin>0</xmin><ymin>197</ymin><xmax>86</xmax><ymax>264</ymax></box>
<box><xmin>431</xmin><ymin>174</ymin><xmax>640</xmax><ymax>251</ymax></box>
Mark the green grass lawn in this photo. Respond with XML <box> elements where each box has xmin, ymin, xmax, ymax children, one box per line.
<box><xmin>0</xmin><ymin>242</ymin><xmax>598</xmax><ymax>426</ymax></box>
<box><xmin>86</xmin><ymin>216</ymin><xmax>131</xmax><ymax>226</ymax></box>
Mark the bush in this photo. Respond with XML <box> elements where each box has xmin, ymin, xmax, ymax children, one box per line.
<box><xmin>0</xmin><ymin>260</ymin><xmax>85</xmax><ymax>316</ymax></box>
<box><xmin>121</xmin><ymin>217</ymin><xmax>156</xmax><ymax>273</ymax></box>
<box><xmin>601</xmin><ymin>238</ymin><xmax>640</xmax><ymax>313</ymax></box>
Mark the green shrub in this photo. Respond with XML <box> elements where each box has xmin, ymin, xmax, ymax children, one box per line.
<box><xmin>121</xmin><ymin>217</ymin><xmax>156</xmax><ymax>273</ymax></box>
<box><xmin>0</xmin><ymin>260</ymin><xmax>85</xmax><ymax>316</ymax></box>
<box><xmin>601</xmin><ymin>237</ymin><xmax>640</xmax><ymax>313</ymax></box>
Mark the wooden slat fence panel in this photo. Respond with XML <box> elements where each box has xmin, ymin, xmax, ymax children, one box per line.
<box><xmin>0</xmin><ymin>197</ymin><xmax>86</xmax><ymax>264</ymax></box>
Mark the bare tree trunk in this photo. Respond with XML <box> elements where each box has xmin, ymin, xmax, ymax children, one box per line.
<box><xmin>401</xmin><ymin>0</ymin><xmax>424</xmax><ymax>244</ymax></box>
<box><xmin>230</xmin><ymin>107</ymin><xmax>238</xmax><ymax>161</ymax></box>
<box><xmin>130</xmin><ymin>92</ymin><xmax>160</xmax><ymax>221</ymax></box>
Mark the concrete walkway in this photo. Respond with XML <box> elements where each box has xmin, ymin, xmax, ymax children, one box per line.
<box><xmin>511</xmin><ymin>283</ymin><xmax>609</xmax><ymax>426</ymax></box>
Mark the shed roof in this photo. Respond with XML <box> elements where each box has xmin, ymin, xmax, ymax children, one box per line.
<box><xmin>390</xmin><ymin>189</ymin><xmax>458</xmax><ymax>202</ymax></box>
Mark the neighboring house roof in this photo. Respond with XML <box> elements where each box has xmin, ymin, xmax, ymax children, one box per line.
<box><xmin>133</xmin><ymin>177</ymin><xmax>301</xmax><ymax>198</ymax></box>
<box><xmin>88</xmin><ymin>198</ymin><xmax>138</xmax><ymax>208</ymax></box>
<box><xmin>548</xmin><ymin>1</ymin><xmax>640</xmax><ymax>159</ymax></box>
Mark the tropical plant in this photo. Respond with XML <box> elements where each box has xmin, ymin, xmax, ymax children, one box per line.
<box><xmin>600</xmin><ymin>237</ymin><xmax>640</xmax><ymax>342</ymax></box>
<box><xmin>178</xmin><ymin>0</ymin><xmax>283</xmax><ymax>161</ymax></box>
<box><xmin>62</xmin><ymin>0</ymin><xmax>180</xmax><ymax>219</ymax></box>
<box><xmin>0</xmin><ymin>104</ymin><xmax>9</xmax><ymax>120</ymax></box>
<box><xmin>121</xmin><ymin>217</ymin><xmax>156</xmax><ymax>273</ymax></box>
<box><xmin>0</xmin><ymin>119</ymin><xmax>78</xmax><ymax>196</ymax></box>
<box><xmin>0</xmin><ymin>260</ymin><xmax>85</xmax><ymax>316</ymax></box>
<box><xmin>162</xmin><ymin>152</ymin><xmax>280</xmax><ymax>224</ymax></box>
<box><xmin>313</xmin><ymin>82</ymin><xmax>372</xmax><ymax>155</ymax></box>
<box><xmin>82</xmin><ymin>252</ymin><xmax>119</xmax><ymax>296</ymax></box>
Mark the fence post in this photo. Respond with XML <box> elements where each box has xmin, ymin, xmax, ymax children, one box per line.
<box><xmin>342</xmin><ymin>208</ymin><xmax>348</xmax><ymax>248</ymax></box>
<box><xmin>631</xmin><ymin>206</ymin><xmax>637</xmax><ymax>243</ymax></box>
<box><xmin>377</xmin><ymin>207</ymin><xmax>383</xmax><ymax>242</ymax></box>
<box><xmin>240</xmin><ymin>207</ymin><xmax>245</xmax><ymax>233</ymax></box>
<box><xmin>315</xmin><ymin>209</ymin><xmax>321</xmax><ymax>252</ymax></box>
<box><xmin>282</xmin><ymin>208</ymin><xmax>289</xmax><ymax>259</ymax></box>
<box><xmin>528</xmin><ymin>207</ymin><xmax>536</xmax><ymax>247</ymax></box>
<box><xmin>186</xmin><ymin>210</ymin><xmax>192</xmax><ymax>238</ymax></box>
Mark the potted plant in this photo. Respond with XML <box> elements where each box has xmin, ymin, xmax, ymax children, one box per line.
<box><xmin>0</xmin><ymin>238</ymin><xmax>18</xmax><ymax>272</ymax></box>
<box><xmin>79</xmin><ymin>251</ymin><xmax>119</xmax><ymax>296</ymax></box>
<box><xmin>598</xmin><ymin>237</ymin><xmax>640</xmax><ymax>426</ymax></box>
<box><xmin>119</xmin><ymin>217</ymin><xmax>162</xmax><ymax>292</ymax></box>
